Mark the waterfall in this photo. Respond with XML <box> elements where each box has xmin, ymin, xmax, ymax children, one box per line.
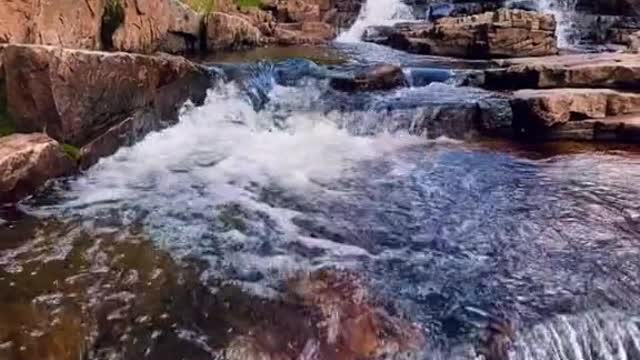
<box><xmin>535</xmin><ymin>0</ymin><xmax>579</xmax><ymax>48</ymax></box>
<box><xmin>511</xmin><ymin>311</ymin><xmax>640</xmax><ymax>360</ymax></box>
<box><xmin>336</xmin><ymin>0</ymin><xmax>414</xmax><ymax>42</ymax></box>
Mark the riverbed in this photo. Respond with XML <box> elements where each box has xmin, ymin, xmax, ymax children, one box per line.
<box><xmin>2</xmin><ymin>42</ymin><xmax>640</xmax><ymax>360</ymax></box>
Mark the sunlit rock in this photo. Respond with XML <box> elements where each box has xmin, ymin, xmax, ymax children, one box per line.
<box><xmin>3</xmin><ymin>44</ymin><xmax>210</xmax><ymax>167</ymax></box>
<box><xmin>363</xmin><ymin>9</ymin><xmax>558</xmax><ymax>59</ymax></box>
<box><xmin>330</xmin><ymin>64</ymin><xmax>408</xmax><ymax>92</ymax></box>
<box><xmin>0</xmin><ymin>134</ymin><xmax>74</xmax><ymax>202</ymax></box>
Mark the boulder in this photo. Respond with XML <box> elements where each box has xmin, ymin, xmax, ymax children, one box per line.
<box><xmin>542</xmin><ymin>114</ymin><xmax>640</xmax><ymax>142</ymax></box>
<box><xmin>3</xmin><ymin>44</ymin><xmax>210</xmax><ymax>167</ymax></box>
<box><xmin>273</xmin><ymin>21</ymin><xmax>336</xmax><ymax>45</ymax></box>
<box><xmin>205</xmin><ymin>12</ymin><xmax>263</xmax><ymax>50</ymax></box>
<box><xmin>0</xmin><ymin>0</ymin><xmax>32</xmax><ymax>44</ymax></box>
<box><xmin>112</xmin><ymin>0</ymin><xmax>202</xmax><ymax>53</ymax></box>
<box><xmin>275</xmin><ymin>0</ymin><xmax>322</xmax><ymax>22</ymax></box>
<box><xmin>330</xmin><ymin>64</ymin><xmax>407</xmax><ymax>92</ymax></box>
<box><xmin>0</xmin><ymin>0</ymin><xmax>105</xmax><ymax>49</ymax></box>
<box><xmin>485</xmin><ymin>53</ymin><xmax>640</xmax><ymax>89</ymax></box>
<box><xmin>287</xmin><ymin>270</ymin><xmax>425</xmax><ymax>359</ymax></box>
<box><xmin>511</xmin><ymin>88</ymin><xmax>640</xmax><ymax>129</ymax></box>
<box><xmin>0</xmin><ymin>133</ymin><xmax>74</xmax><ymax>203</ymax></box>
<box><xmin>364</xmin><ymin>9</ymin><xmax>558</xmax><ymax>59</ymax></box>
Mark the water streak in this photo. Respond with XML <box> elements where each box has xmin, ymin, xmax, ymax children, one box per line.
<box><xmin>535</xmin><ymin>0</ymin><xmax>579</xmax><ymax>48</ymax></box>
<box><xmin>336</xmin><ymin>0</ymin><xmax>414</xmax><ymax>42</ymax></box>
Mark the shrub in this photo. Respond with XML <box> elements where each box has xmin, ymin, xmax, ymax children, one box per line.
<box><xmin>62</xmin><ymin>144</ymin><xmax>82</xmax><ymax>162</ymax></box>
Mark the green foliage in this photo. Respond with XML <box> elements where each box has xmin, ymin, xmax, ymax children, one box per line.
<box><xmin>101</xmin><ymin>0</ymin><xmax>125</xmax><ymax>50</ymax></box>
<box><xmin>185</xmin><ymin>0</ymin><xmax>217</xmax><ymax>14</ymax></box>
<box><xmin>62</xmin><ymin>144</ymin><xmax>82</xmax><ymax>162</ymax></box>
<box><xmin>183</xmin><ymin>0</ymin><xmax>262</xmax><ymax>14</ymax></box>
<box><xmin>234</xmin><ymin>0</ymin><xmax>262</xmax><ymax>8</ymax></box>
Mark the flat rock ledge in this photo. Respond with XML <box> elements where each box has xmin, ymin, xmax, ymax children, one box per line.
<box><xmin>484</xmin><ymin>53</ymin><xmax>640</xmax><ymax>90</ymax></box>
<box><xmin>2</xmin><ymin>44</ymin><xmax>211</xmax><ymax>169</ymax></box>
<box><xmin>473</xmin><ymin>52</ymin><xmax>640</xmax><ymax>142</ymax></box>
<box><xmin>363</xmin><ymin>9</ymin><xmax>558</xmax><ymax>59</ymax></box>
<box><xmin>0</xmin><ymin>134</ymin><xmax>74</xmax><ymax>203</ymax></box>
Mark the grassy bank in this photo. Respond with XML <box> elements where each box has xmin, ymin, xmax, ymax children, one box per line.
<box><xmin>185</xmin><ymin>0</ymin><xmax>263</xmax><ymax>14</ymax></box>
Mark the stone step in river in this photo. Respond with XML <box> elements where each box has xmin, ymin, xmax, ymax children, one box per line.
<box><xmin>1</xmin><ymin>52</ymin><xmax>640</xmax><ymax>360</ymax></box>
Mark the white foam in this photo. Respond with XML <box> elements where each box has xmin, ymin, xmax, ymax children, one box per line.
<box><xmin>68</xmin><ymin>82</ymin><xmax>423</xmax><ymax>206</ymax></box>
<box><xmin>336</xmin><ymin>0</ymin><xmax>414</xmax><ymax>43</ymax></box>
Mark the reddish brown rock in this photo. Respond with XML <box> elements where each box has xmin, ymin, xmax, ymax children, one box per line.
<box><xmin>273</xmin><ymin>21</ymin><xmax>336</xmax><ymax>45</ymax></box>
<box><xmin>32</xmin><ymin>0</ymin><xmax>105</xmax><ymax>49</ymax></box>
<box><xmin>274</xmin><ymin>0</ymin><xmax>322</xmax><ymax>22</ymax></box>
<box><xmin>511</xmin><ymin>88</ymin><xmax>640</xmax><ymax>128</ymax></box>
<box><xmin>3</xmin><ymin>44</ymin><xmax>210</xmax><ymax>166</ymax></box>
<box><xmin>330</xmin><ymin>64</ymin><xmax>407</xmax><ymax>92</ymax></box>
<box><xmin>112</xmin><ymin>0</ymin><xmax>202</xmax><ymax>53</ymax></box>
<box><xmin>0</xmin><ymin>133</ymin><xmax>74</xmax><ymax>203</ymax></box>
<box><xmin>287</xmin><ymin>270</ymin><xmax>425</xmax><ymax>359</ymax></box>
<box><xmin>0</xmin><ymin>0</ymin><xmax>32</xmax><ymax>44</ymax></box>
<box><xmin>485</xmin><ymin>53</ymin><xmax>640</xmax><ymax>90</ymax></box>
<box><xmin>205</xmin><ymin>12</ymin><xmax>263</xmax><ymax>50</ymax></box>
<box><xmin>0</xmin><ymin>0</ymin><xmax>105</xmax><ymax>49</ymax></box>
<box><xmin>545</xmin><ymin>114</ymin><xmax>640</xmax><ymax>142</ymax></box>
<box><xmin>364</xmin><ymin>9</ymin><xmax>557</xmax><ymax>59</ymax></box>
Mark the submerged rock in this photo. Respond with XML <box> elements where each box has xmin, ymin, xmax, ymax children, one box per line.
<box><xmin>3</xmin><ymin>44</ymin><xmax>210</xmax><ymax>168</ymax></box>
<box><xmin>329</xmin><ymin>64</ymin><xmax>408</xmax><ymax>92</ymax></box>
<box><xmin>0</xmin><ymin>134</ymin><xmax>74</xmax><ymax>203</ymax></box>
<box><xmin>363</xmin><ymin>9</ymin><xmax>558</xmax><ymax>59</ymax></box>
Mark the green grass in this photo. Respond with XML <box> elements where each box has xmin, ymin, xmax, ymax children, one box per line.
<box><xmin>62</xmin><ymin>144</ymin><xmax>82</xmax><ymax>162</ymax></box>
<box><xmin>183</xmin><ymin>0</ymin><xmax>262</xmax><ymax>14</ymax></box>
<box><xmin>234</xmin><ymin>0</ymin><xmax>262</xmax><ymax>9</ymax></box>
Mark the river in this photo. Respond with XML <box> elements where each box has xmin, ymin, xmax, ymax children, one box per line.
<box><xmin>2</xmin><ymin>7</ymin><xmax>640</xmax><ymax>359</ymax></box>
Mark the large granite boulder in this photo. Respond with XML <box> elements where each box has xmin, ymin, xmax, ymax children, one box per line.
<box><xmin>273</xmin><ymin>22</ymin><xmax>336</xmax><ymax>45</ymax></box>
<box><xmin>3</xmin><ymin>44</ymin><xmax>210</xmax><ymax>167</ymax></box>
<box><xmin>111</xmin><ymin>0</ymin><xmax>203</xmax><ymax>53</ymax></box>
<box><xmin>0</xmin><ymin>133</ymin><xmax>74</xmax><ymax>203</ymax></box>
<box><xmin>205</xmin><ymin>12</ymin><xmax>264</xmax><ymax>50</ymax></box>
<box><xmin>364</xmin><ymin>9</ymin><xmax>558</xmax><ymax>59</ymax></box>
<box><xmin>485</xmin><ymin>53</ymin><xmax>640</xmax><ymax>89</ymax></box>
<box><xmin>0</xmin><ymin>0</ymin><xmax>105</xmax><ymax>49</ymax></box>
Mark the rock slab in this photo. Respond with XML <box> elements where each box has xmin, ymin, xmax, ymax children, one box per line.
<box><xmin>3</xmin><ymin>44</ymin><xmax>210</xmax><ymax>167</ymax></box>
<box><xmin>0</xmin><ymin>133</ymin><xmax>74</xmax><ymax>202</ymax></box>
<box><xmin>364</xmin><ymin>9</ymin><xmax>558</xmax><ymax>59</ymax></box>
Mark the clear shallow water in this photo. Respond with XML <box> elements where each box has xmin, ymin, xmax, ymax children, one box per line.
<box><xmin>2</xmin><ymin>58</ymin><xmax>640</xmax><ymax>359</ymax></box>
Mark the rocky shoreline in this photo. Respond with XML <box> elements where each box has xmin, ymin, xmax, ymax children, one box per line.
<box><xmin>1</xmin><ymin>0</ymin><xmax>640</xmax><ymax>202</ymax></box>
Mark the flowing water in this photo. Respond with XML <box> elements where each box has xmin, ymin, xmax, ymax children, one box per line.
<box><xmin>336</xmin><ymin>0</ymin><xmax>414</xmax><ymax>42</ymax></box>
<box><xmin>2</xmin><ymin>50</ymin><xmax>640</xmax><ymax>359</ymax></box>
<box><xmin>535</xmin><ymin>0</ymin><xmax>579</xmax><ymax>49</ymax></box>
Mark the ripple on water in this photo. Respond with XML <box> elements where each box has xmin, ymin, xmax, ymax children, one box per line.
<box><xmin>6</xmin><ymin>74</ymin><xmax>640</xmax><ymax>358</ymax></box>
